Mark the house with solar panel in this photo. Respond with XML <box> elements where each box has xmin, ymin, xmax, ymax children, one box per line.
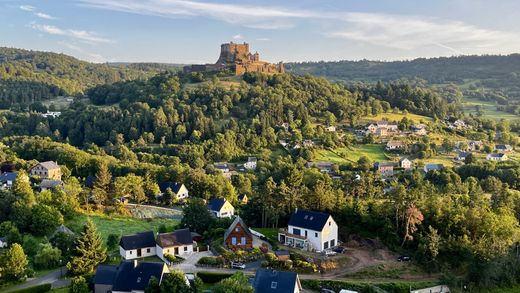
<box><xmin>119</xmin><ymin>231</ymin><xmax>157</xmax><ymax>260</ymax></box>
<box><xmin>278</xmin><ymin>209</ymin><xmax>338</xmax><ymax>251</ymax></box>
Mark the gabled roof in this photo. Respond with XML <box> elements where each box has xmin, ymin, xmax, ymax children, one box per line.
<box><xmin>39</xmin><ymin>179</ymin><xmax>63</xmax><ymax>189</ymax></box>
<box><xmin>158</xmin><ymin>182</ymin><xmax>184</xmax><ymax>194</ymax></box>
<box><xmin>35</xmin><ymin>161</ymin><xmax>60</xmax><ymax>170</ymax></box>
<box><xmin>288</xmin><ymin>209</ymin><xmax>332</xmax><ymax>232</ymax></box>
<box><xmin>489</xmin><ymin>153</ymin><xmax>506</xmax><ymax>158</ymax></box>
<box><xmin>374</xmin><ymin>162</ymin><xmax>396</xmax><ymax>169</ymax></box>
<box><xmin>94</xmin><ymin>265</ymin><xmax>118</xmax><ymax>285</ymax></box>
<box><xmin>495</xmin><ymin>144</ymin><xmax>512</xmax><ymax>150</ymax></box>
<box><xmin>253</xmin><ymin>269</ymin><xmax>300</xmax><ymax>293</ymax></box>
<box><xmin>457</xmin><ymin>152</ymin><xmax>471</xmax><ymax>158</ymax></box>
<box><xmin>208</xmin><ymin>198</ymin><xmax>228</xmax><ymax>212</ymax></box>
<box><xmin>425</xmin><ymin>163</ymin><xmax>443</xmax><ymax>171</ymax></box>
<box><xmin>111</xmin><ymin>261</ymin><xmax>167</xmax><ymax>292</ymax></box>
<box><xmin>156</xmin><ymin>228</ymin><xmax>193</xmax><ymax>248</ymax></box>
<box><xmin>120</xmin><ymin>231</ymin><xmax>156</xmax><ymax>250</ymax></box>
<box><xmin>224</xmin><ymin>216</ymin><xmax>253</xmax><ymax>241</ymax></box>
<box><xmin>0</xmin><ymin>172</ymin><xmax>17</xmax><ymax>183</ymax></box>
<box><xmin>50</xmin><ymin>224</ymin><xmax>74</xmax><ymax>238</ymax></box>
<box><xmin>85</xmin><ymin>175</ymin><xmax>96</xmax><ymax>188</ymax></box>
<box><xmin>399</xmin><ymin>157</ymin><xmax>411</xmax><ymax>163</ymax></box>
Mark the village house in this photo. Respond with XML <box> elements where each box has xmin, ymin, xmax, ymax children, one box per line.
<box><xmin>156</xmin><ymin>228</ymin><xmax>194</xmax><ymax>262</ymax></box>
<box><xmin>400</xmin><ymin>158</ymin><xmax>413</xmax><ymax>170</ymax></box>
<box><xmin>450</xmin><ymin>119</ymin><xmax>467</xmax><ymax>129</ymax></box>
<box><xmin>238</xmin><ymin>194</ymin><xmax>249</xmax><ymax>204</ymax></box>
<box><xmin>253</xmin><ymin>269</ymin><xmax>302</xmax><ymax>293</ymax></box>
<box><xmin>324</xmin><ymin>125</ymin><xmax>336</xmax><ymax>132</ymax></box>
<box><xmin>207</xmin><ymin>198</ymin><xmax>235</xmax><ymax>218</ymax></box>
<box><xmin>374</xmin><ymin>162</ymin><xmax>396</xmax><ymax>177</ymax></box>
<box><xmin>455</xmin><ymin>151</ymin><xmax>472</xmax><ymax>161</ymax></box>
<box><xmin>158</xmin><ymin>182</ymin><xmax>189</xmax><ymax>201</ymax></box>
<box><xmin>487</xmin><ymin>153</ymin><xmax>508</xmax><ymax>161</ymax></box>
<box><xmin>0</xmin><ymin>172</ymin><xmax>17</xmax><ymax>190</ymax></box>
<box><xmin>386</xmin><ymin>140</ymin><xmax>406</xmax><ymax>151</ymax></box>
<box><xmin>278</xmin><ymin>209</ymin><xmax>338</xmax><ymax>251</ymax></box>
<box><xmin>93</xmin><ymin>261</ymin><xmax>169</xmax><ymax>293</ymax></box>
<box><xmin>119</xmin><ymin>231</ymin><xmax>157</xmax><ymax>260</ymax></box>
<box><xmin>412</xmin><ymin>124</ymin><xmax>427</xmax><ymax>136</ymax></box>
<box><xmin>279</xmin><ymin>122</ymin><xmax>290</xmax><ymax>132</ymax></box>
<box><xmin>0</xmin><ymin>236</ymin><xmax>8</xmax><ymax>248</ymax></box>
<box><xmin>40</xmin><ymin>111</ymin><xmax>62</xmax><ymax>118</ymax></box>
<box><xmin>30</xmin><ymin>161</ymin><xmax>62</xmax><ymax>180</ymax></box>
<box><xmin>495</xmin><ymin>144</ymin><xmax>513</xmax><ymax>153</ymax></box>
<box><xmin>213</xmin><ymin>162</ymin><xmax>230</xmax><ymax>173</ymax></box>
<box><xmin>39</xmin><ymin>179</ymin><xmax>64</xmax><ymax>191</ymax></box>
<box><xmin>243</xmin><ymin>157</ymin><xmax>257</xmax><ymax>170</ymax></box>
<box><xmin>302</xmin><ymin>139</ymin><xmax>315</xmax><ymax>148</ymax></box>
<box><xmin>468</xmin><ymin>140</ymin><xmax>483</xmax><ymax>151</ymax></box>
<box><xmin>424</xmin><ymin>164</ymin><xmax>444</xmax><ymax>173</ymax></box>
<box><xmin>224</xmin><ymin>216</ymin><xmax>253</xmax><ymax>250</ymax></box>
<box><xmin>305</xmin><ymin>161</ymin><xmax>334</xmax><ymax>174</ymax></box>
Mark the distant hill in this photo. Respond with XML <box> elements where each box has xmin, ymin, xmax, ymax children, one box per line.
<box><xmin>0</xmin><ymin>47</ymin><xmax>177</xmax><ymax>108</ymax></box>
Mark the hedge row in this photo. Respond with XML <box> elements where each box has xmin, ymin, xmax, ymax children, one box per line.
<box><xmin>196</xmin><ymin>272</ymin><xmax>233</xmax><ymax>284</ymax></box>
<box><xmin>7</xmin><ymin>284</ymin><xmax>52</xmax><ymax>293</ymax></box>
<box><xmin>301</xmin><ymin>279</ymin><xmax>438</xmax><ymax>293</ymax></box>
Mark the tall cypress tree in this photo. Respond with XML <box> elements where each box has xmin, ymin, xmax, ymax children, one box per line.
<box><xmin>93</xmin><ymin>162</ymin><xmax>111</xmax><ymax>205</ymax></box>
<box><xmin>67</xmin><ymin>219</ymin><xmax>107</xmax><ymax>275</ymax></box>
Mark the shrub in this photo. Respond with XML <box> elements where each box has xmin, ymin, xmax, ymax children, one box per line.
<box><xmin>198</xmin><ymin>256</ymin><xmax>219</xmax><ymax>266</ymax></box>
<box><xmin>164</xmin><ymin>253</ymin><xmax>176</xmax><ymax>262</ymax></box>
<box><xmin>197</xmin><ymin>272</ymin><xmax>233</xmax><ymax>284</ymax></box>
<box><xmin>8</xmin><ymin>284</ymin><xmax>52</xmax><ymax>293</ymax></box>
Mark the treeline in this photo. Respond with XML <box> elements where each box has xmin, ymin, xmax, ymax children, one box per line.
<box><xmin>0</xmin><ymin>47</ymin><xmax>173</xmax><ymax>108</ymax></box>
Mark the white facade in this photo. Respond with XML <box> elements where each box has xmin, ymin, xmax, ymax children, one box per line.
<box><xmin>244</xmin><ymin>157</ymin><xmax>257</xmax><ymax>170</ymax></box>
<box><xmin>119</xmin><ymin>245</ymin><xmax>156</xmax><ymax>260</ymax></box>
<box><xmin>0</xmin><ymin>239</ymin><xmax>7</xmax><ymax>248</ymax></box>
<box><xmin>157</xmin><ymin>244</ymin><xmax>193</xmax><ymax>262</ymax></box>
<box><xmin>211</xmin><ymin>201</ymin><xmax>235</xmax><ymax>218</ymax></box>
<box><xmin>286</xmin><ymin>216</ymin><xmax>338</xmax><ymax>251</ymax></box>
<box><xmin>175</xmin><ymin>184</ymin><xmax>189</xmax><ymax>200</ymax></box>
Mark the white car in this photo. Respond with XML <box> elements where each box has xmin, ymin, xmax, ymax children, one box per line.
<box><xmin>324</xmin><ymin>250</ymin><xmax>337</xmax><ymax>257</ymax></box>
<box><xmin>231</xmin><ymin>262</ymin><xmax>246</xmax><ymax>269</ymax></box>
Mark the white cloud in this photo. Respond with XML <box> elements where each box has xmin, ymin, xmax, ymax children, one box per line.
<box><xmin>30</xmin><ymin>24</ymin><xmax>114</xmax><ymax>44</ymax></box>
<box><xmin>35</xmin><ymin>12</ymin><xmax>55</xmax><ymax>20</ymax></box>
<box><xmin>327</xmin><ymin>12</ymin><xmax>520</xmax><ymax>55</ymax></box>
<box><xmin>19</xmin><ymin>5</ymin><xmax>35</xmax><ymax>11</ymax></box>
<box><xmin>232</xmin><ymin>34</ymin><xmax>242</xmax><ymax>40</ymax></box>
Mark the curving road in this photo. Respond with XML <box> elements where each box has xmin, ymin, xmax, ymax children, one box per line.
<box><xmin>3</xmin><ymin>268</ymin><xmax>69</xmax><ymax>293</ymax></box>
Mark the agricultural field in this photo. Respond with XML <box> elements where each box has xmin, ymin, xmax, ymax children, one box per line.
<box><xmin>462</xmin><ymin>97</ymin><xmax>519</xmax><ymax>120</ymax></box>
<box><xmin>315</xmin><ymin>144</ymin><xmax>388</xmax><ymax>164</ymax></box>
<box><xmin>65</xmin><ymin>213</ymin><xmax>180</xmax><ymax>241</ymax></box>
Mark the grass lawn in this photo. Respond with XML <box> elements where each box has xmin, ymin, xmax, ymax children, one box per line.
<box><xmin>359</xmin><ymin>112</ymin><xmax>432</xmax><ymax>124</ymax></box>
<box><xmin>65</xmin><ymin>213</ymin><xmax>180</xmax><ymax>241</ymax></box>
<box><xmin>345</xmin><ymin>262</ymin><xmax>426</xmax><ymax>279</ymax></box>
<box><xmin>316</xmin><ymin>144</ymin><xmax>388</xmax><ymax>164</ymax></box>
<box><xmin>252</xmin><ymin>228</ymin><xmax>278</xmax><ymax>240</ymax></box>
<box><xmin>462</xmin><ymin>97</ymin><xmax>519</xmax><ymax>120</ymax></box>
<box><xmin>49</xmin><ymin>288</ymin><xmax>69</xmax><ymax>293</ymax></box>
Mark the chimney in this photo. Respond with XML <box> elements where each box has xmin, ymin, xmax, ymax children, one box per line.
<box><xmin>295</xmin><ymin>208</ymin><xmax>298</xmax><ymax>213</ymax></box>
<box><xmin>133</xmin><ymin>259</ymin><xmax>138</xmax><ymax>268</ymax></box>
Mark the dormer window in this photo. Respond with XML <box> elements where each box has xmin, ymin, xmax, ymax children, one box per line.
<box><xmin>137</xmin><ymin>277</ymin><xmax>141</xmax><ymax>283</ymax></box>
<box><xmin>271</xmin><ymin>281</ymin><xmax>277</xmax><ymax>289</ymax></box>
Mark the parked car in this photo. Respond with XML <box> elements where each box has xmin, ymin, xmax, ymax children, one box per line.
<box><xmin>324</xmin><ymin>250</ymin><xmax>337</xmax><ymax>257</ymax></box>
<box><xmin>231</xmin><ymin>262</ymin><xmax>246</xmax><ymax>269</ymax></box>
<box><xmin>397</xmin><ymin>255</ymin><xmax>412</xmax><ymax>262</ymax></box>
<box><xmin>332</xmin><ymin>246</ymin><xmax>346</xmax><ymax>253</ymax></box>
<box><xmin>321</xmin><ymin>289</ymin><xmax>336</xmax><ymax>293</ymax></box>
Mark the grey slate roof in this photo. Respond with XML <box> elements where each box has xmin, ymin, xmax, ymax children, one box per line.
<box><xmin>253</xmin><ymin>269</ymin><xmax>300</xmax><ymax>293</ymax></box>
<box><xmin>119</xmin><ymin>231</ymin><xmax>156</xmax><ymax>250</ymax></box>
<box><xmin>224</xmin><ymin>216</ymin><xmax>253</xmax><ymax>241</ymax></box>
<box><xmin>425</xmin><ymin>164</ymin><xmax>444</xmax><ymax>171</ymax></box>
<box><xmin>288</xmin><ymin>209</ymin><xmax>332</xmax><ymax>232</ymax></box>
<box><xmin>37</xmin><ymin>161</ymin><xmax>60</xmax><ymax>170</ymax></box>
<box><xmin>156</xmin><ymin>228</ymin><xmax>193</xmax><ymax>248</ymax></box>
<box><xmin>0</xmin><ymin>172</ymin><xmax>17</xmax><ymax>183</ymax></box>
<box><xmin>50</xmin><ymin>224</ymin><xmax>74</xmax><ymax>238</ymax></box>
<box><xmin>158</xmin><ymin>182</ymin><xmax>183</xmax><ymax>194</ymax></box>
<box><xmin>94</xmin><ymin>265</ymin><xmax>118</xmax><ymax>285</ymax></box>
<box><xmin>208</xmin><ymin>198</ymin><xmax>227</xmax><ymax>212</ymax></box>
<box><xmin>112</xmin><ymin>261</ymin><xmax>166</xmax><ymax>292</ymax></box>
<box><xmin>39</xmin><ymin>179</ymin><xmax>63</xmax><ymax>189</ymax></box>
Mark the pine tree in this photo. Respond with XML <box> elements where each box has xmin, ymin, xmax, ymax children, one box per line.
<box><xmin>4</xmin><ymin>243</ymin><xmax>28</xmax><ymax>280</ymax></box>
<box><xmin>12</xmin><ymin>170</ymin><xmax>35</xmax><ymax>206</ymax></box>
<box><xmin>93</xmin><ymin>162</ymin><xmax>111</xmax><ymax>205</ymax></box>
<box><xmin>67</xmin><ymin>219</ymin><xmax>107</xmax><ymax>275</ymax></box>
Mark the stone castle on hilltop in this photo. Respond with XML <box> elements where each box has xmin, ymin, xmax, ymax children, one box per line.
<box><xmin>183</xmin><ymin>42</ymin><xmax>284</xmax><ymax>75</ymax></box>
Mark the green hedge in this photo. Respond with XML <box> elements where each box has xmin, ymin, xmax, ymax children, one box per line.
<box><xmin>7</xmin><ymin>284</ymin><xmax>52</xmax><ymax>293</ymax></box>
<box><xmin>197</xmin><ymin>272</ymin><xmax>233</xmax><ymax>284</ymax></box>
<box><xmin>301</xmin><ymin>279</ymin><xmax>439</xmax><ymax>293</ymax></box>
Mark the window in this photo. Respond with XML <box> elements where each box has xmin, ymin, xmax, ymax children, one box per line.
<box><xmin>271</xmin><ymin>282</ymin><xmax>277</xmax><ymax>289</ymax></box>
<box><xmin>241</xmin><ymin>237</ymin><xmax>246</xmax><ymax>245</ymax></box>
<box><xmin>235</xmin><ymin>227</ymin><xmax>240</xmax><ymax>232</ymax></box>
<box><xmin>147</xmin><ymin>248</ymin><xmax>151</xmax><ymax>253</ymax></box>
<box><xmin>184</xmin><ymin>246</ymin><xmax>188</xmax><ymax>251</ymax></box>
<box><xmin>315</xmin><ymin>232</ymin><xmax>318</xmax><ymax>237</ymax></box>
<box><xmin>232</xmin><ymin>237</ymin><xmax>237</xmax><ymax>245</ymax></box>
<box><xmin>330</xmin><ymin>239</ymin><xmax>335</xmax><ymax>247</ymax></box>
<box><xmin>324</xmin><ymin>241</ymin><xmax>329</xmax><ymax>249</ymax></box>
<box><xmin>329</xmin><ymin>221</ymin><xmax>331</xmax><ymax>226</ymax></box>
<box><xmin>129</xmin><ymin>251</ymin><xmax>132</xmax><ymax>254</ymax></box>
<box><xmin>305</xmin><ymin>230</ymin><xmax>308</xmax><ymax>237</ymax></box>
<box><xmin>293</xmin><ymin>228</ymin><xmax>301</xmax><ymax>236</ymax></box>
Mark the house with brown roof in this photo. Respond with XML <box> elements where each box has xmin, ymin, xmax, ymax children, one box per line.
<box><xmin>386</xmin><ymin>140</ymin><xmax>406</xmax><ymax>151</ymax></box>
<box><xmin>30</xmin><ymin>161</ymin><xmax>61</xmax><ymax>180</ymax></box>
<box><xmin>374</xmin><ymin>162</ymin><xmax>396</xmax><ymax>177</ymax></box>
<box><xmin>224</xmin><ymin>216</ymin><xmax>253</xmax><ymax>250</ymax></box>
<box><xmin>156</xmin><ymin>228</ymin><xmax>194</xmax><ymax>262</ymax></box>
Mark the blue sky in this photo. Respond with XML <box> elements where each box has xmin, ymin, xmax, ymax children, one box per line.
<box><xmin>1</xmin><ymin>0</ymin><xmax>520</xmax><ymax>63</ymax></box>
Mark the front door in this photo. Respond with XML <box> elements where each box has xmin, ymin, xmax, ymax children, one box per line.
<box><xmin>137</xmin><ymin>249</ymin><xmax>142</xmax><ymax>257</ymax></box>
<box><xmin>174</xmin><ymin>247</ymin><xmax>179</xmax><ymax>255</ymax></box>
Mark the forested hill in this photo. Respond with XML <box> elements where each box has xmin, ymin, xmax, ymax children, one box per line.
<box><xmin>287</xmin><ymin>54</ymin><xmax>520</xmax><ymax>83</ymax></box>
<box><xmin>0</xmin><ymin>47</ymin><xmax>176</xmax><ymax>108</ymax></box>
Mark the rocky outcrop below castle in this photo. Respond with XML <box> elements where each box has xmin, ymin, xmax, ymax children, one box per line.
<box><xmin>183</xmin><ymin>42</ymin><xmax>284</xmax><ymax>75</ymax></box>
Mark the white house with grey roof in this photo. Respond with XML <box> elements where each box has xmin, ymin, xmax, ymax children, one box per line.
<box><xmin>119</xmin><ymin>231</ymin><xmax>157</xmax><ymax>260</ymax></box>
<box><xmin>278</xmin><ymin>209</ymin><xmax>338</xmax><ymax>251</ymax></box>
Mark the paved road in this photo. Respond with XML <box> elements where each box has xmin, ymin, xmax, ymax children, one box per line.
<box><xmin>4</xmin><ymin>268</ymin><xmax>69</xmax><ymax>293</ymax></box>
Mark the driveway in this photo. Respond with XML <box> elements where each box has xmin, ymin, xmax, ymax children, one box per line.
<box><xmin>4</xmin><ymin>268</ymin><xmax>69</xmax><ymax>292</ymax></box>
<box><xmin>172</xmin><ymin>251</ymin><xmax>214</xmax><ymax>273</ymax></box>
